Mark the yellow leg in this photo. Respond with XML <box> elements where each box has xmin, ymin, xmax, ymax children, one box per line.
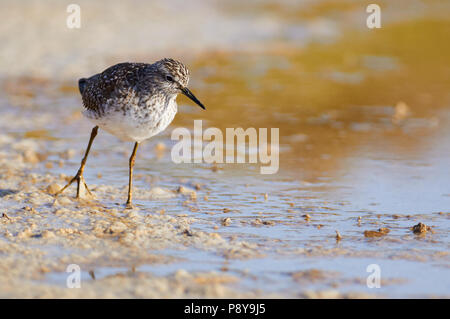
<box><xmin>55</xmin><ymin>126</ymin><xmax>99</xmax><ymax>198</ymax></box>
<box><xmin>126</xmin><ymin>142</ymin><xmax>139</xmax><ymax>208</ymax></box>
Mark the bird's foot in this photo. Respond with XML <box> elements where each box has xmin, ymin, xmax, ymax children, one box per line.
<box><xmin>76</xmin><ymin>174</ymin><xmax>93</xmax><ymax>199</ymax></box>
<box><xmin>55</xmin><ymin>170</ymin><xmax>93</xmax><ymax>199</ymax></box>
<box><xmin>125</xmin><ymin>201</ymin><xmax>134</xmax><ymax>210</ymax></box>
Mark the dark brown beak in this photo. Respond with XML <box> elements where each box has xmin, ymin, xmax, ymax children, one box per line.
<box><xmin>181</xmin><ymin>87</ymin><xmax>206</xmax><ymax>110</ymax></box>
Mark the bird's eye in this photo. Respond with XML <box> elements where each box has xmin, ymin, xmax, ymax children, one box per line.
<box><xmin>166</xmin><ymin>75</ymin><xmax>174</xmax><ymax>82</ymax></box>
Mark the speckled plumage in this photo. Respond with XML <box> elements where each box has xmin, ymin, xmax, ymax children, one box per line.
<box><xmin>56</xmin><ymin>58</ymin><xmax>205</xmax><ymax>207</ymax></box>
<box><xmin>80</xmin><ymin>58</ymin><xmax>194</xmax><ymax>142</ymax></box>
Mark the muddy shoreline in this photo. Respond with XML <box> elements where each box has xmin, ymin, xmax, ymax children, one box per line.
<box><xmin>1</xmin><ymin>0</ymin><xmax>449</xmax><ymax>298</ymax></box>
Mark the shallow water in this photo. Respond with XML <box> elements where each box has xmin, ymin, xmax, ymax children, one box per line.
<box><xmin>0</xmin><ymin>0</ymin><xmax>449</xmax><ymax>298</ymax></box>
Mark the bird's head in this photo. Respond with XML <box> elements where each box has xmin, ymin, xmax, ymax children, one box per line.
<box><xmin>152</xmin><ymin>58</ymin><xmax>206</xmax><ymax>110</ymax></box>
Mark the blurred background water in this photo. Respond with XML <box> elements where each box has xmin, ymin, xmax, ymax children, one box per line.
<box><xmin>0</xmin><ymin>0</ymin><xmax>449</xmax><ymax>297</ymax></box>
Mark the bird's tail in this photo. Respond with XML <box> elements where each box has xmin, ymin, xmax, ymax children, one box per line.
<box><xmin>78</xmin><ymin>78</ymin><xmax>87</xmax><ymax>94</ymax></box>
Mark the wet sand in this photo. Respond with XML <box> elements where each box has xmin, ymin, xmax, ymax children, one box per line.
<box><xmin>1</xmin><ymin>0</ymin><xmax>449</xmax><ymax>298</ymax></box>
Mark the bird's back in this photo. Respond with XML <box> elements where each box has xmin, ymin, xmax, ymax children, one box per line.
<box><xmin>79</xmin><ymin>62</ymin><xmax>149</xmax><ymax>115</ymax></box>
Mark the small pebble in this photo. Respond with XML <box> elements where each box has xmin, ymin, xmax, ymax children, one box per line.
<box><xmin>222</xmin><ymin>217</ymin><xmax>231</xmax><ymax>226</ymax></box>
<box><xmin>364</xmin><ymin>228</ymin><xmax>390</xmax><ymax>238</ymax></box>
<box><xmin>46</xmin><ymin>183</ymin><xmax>61</xmax><ymax>195</ymax></box>
<box><xmin>412</xmin><ymin>222</ymin><xmax>431</xmax><ymax>234</ymax></box>
<box><xmin>154</xmin><ymin>142</ymin><xmax>166</xmax><ymax>152</ymax></box>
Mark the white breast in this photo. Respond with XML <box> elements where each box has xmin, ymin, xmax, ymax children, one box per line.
<box><xmin>83</xmin><ymin>98</ymin><xmax>178</xmax><ymax>143</ymax></box>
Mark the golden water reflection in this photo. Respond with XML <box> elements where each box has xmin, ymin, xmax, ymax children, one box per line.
<box><xmin>174</xmin><ymin>18</ymin><xmax>450</xmax><ymax>182</ymax></box>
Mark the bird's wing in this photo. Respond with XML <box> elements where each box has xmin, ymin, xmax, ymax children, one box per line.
<box><xmin>80</xmin><ymin>63</ymin><xmax>148</xmax><ymax>112</ymax></box>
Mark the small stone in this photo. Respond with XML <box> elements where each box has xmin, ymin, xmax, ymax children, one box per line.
<box><xmin>46</xmin><ymin>183</ymin><xmax>61</xmax><ymax>195</ymax></box>
<box><xmin>221</xmin><ymin>217</ymin><xmax>231</xmax><ymax>226</ymax></box>
<box><xmin>23</xmin><ymin>206</ymin><xmax>37</xmax><ymax>214</ymax></box>
<box><xmin>364</xmin><ymin>228</ymin><xmax>390</xmax><ymax>238</ymax></box>
<box><xmin>40</xmin><ymin>266</ymin><xmax>51</xmax><ymax>273</ymax></box>
<box><xmin>412</xmin><ymin>222</ymin><xmax>431</xmax><ymax>234</ymax></box>
<box><xmin>252</xmin><ymin>218</ymin><xmax>262</xmax><ymax>226</ymax></box>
